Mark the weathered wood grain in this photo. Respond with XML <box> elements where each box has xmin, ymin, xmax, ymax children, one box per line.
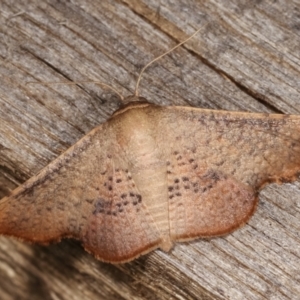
<box><xmin>0</xmin><ymin>0</ymin><xmax>300</xmax><ymax>299</ymax></box>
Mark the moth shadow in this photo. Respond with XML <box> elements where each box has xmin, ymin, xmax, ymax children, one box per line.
<box><xmin>25</xmin><ymin>238</ymin><xmax>150</xmax><ymax>297</ymax></box>
<box><xmin>25</xmin><ymin>239</ymin><xmax>88</xmax><ymax>298</ymax></box>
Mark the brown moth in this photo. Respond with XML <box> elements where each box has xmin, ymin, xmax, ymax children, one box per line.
<box><xmin>1</xmin><ymin>30</ymin><xmax>300</xmax><ymax>263</ymax></box>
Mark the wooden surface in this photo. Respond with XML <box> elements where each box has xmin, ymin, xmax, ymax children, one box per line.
<box><xmin>0</xmin><ymin>0</ymin><xmax>300</xmax><ymax>299</ymax></box>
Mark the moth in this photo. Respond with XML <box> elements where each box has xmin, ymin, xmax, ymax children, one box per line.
<box><xmin>1</xmin><ymin>29</ymin><xmax>300</xmax><ymax>263</ymax></box>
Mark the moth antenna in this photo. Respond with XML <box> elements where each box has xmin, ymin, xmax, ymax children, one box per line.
<box><xmin>134</xmin><ymin>27</ymin><xmax>202</xmax><ymax>97</ymax></box>
<box><xmin>26</xmin><ymin>80</ymin><xmax>124</xmax><ymax>102</ymax></box>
